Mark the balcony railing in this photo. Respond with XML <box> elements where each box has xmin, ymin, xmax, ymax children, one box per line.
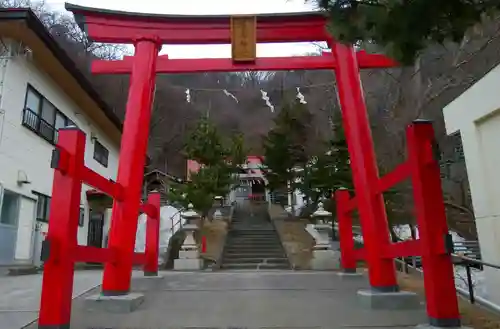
<box><xmin>22</xmin><ymin>108</ymin><xmax>56</xmax><ymax>143</ymax></box>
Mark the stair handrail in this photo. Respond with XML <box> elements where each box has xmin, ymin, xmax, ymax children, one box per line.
<box><xmin>169</xmin><ymin>208</ymin><xmax>186</xmax><ymax>235</ymax></box>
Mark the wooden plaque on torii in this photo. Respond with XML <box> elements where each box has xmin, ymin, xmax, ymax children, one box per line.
<box><xmin>230</xmin><ymin>15</ymin><xmax>257</xmax><ymax>62</ymax></box>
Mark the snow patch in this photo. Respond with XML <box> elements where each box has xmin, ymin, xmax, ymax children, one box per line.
<box><xmin>134</xmin><ymin>205</ymin><xmax>184</xmax><ymax>266</ymax></box>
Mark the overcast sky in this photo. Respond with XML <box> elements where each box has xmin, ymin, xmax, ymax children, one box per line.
<box><xmin>46</xmin><ymin>0</ymin><xmax>323</xmax><ymax>58</ymax></box>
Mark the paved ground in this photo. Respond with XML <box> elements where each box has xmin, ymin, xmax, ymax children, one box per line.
<box><xmin>0</xmin><ymin>270</ymin><xmax>107</xmax><ymax>329</ymax></box>
<box><xmin>0</xmin><ymin>270</ymin><xmax>151</xmax><ymax>329</ymax></box>
<box><xmin>34</xmin><ymin>270</ymin><xmax>429</xmax><ymax>329</ymax></box>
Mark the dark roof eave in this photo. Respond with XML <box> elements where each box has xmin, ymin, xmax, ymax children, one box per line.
<box><xmin>0</xmin><ymin>8</ymin><xmax>123</xmax><ymax>133</ymax></box>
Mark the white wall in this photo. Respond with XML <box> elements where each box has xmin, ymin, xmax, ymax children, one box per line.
<box><xmin>0</xmin><ymin>49</ymin><xmax>119</xmax><ymax>263</ymax></box>
<box><xmin>442</xmin><ymin>64</ymin><xmax>500</xmax><ymax>306</ymax></box>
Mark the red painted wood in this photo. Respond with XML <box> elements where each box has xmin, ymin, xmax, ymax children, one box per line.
<box><xmin>335</xmin><ymin>189</ymin><xmax>357</xmax><ymax>271</ymax></box>
<box><xmin>38</xmin><ymin>128</ymin><xmax>85</xmax><ymax>328</ymax></box>
<box><xmin>353</xmin><ymin>248</ymin><xmax>366</xmax><ymax>261</ymax></box>
<box><xmin>144</xmin><ymin>192</ymin><xmax>161</xmax><ymax>275</ymax></box>
<box><xmin>102</xmin><ymin>39</ymin><xmax>160</xmax><ymax>295</ymax></box>
<box><xmin>81</xmin><ymin>166</ymin><xmax>124</xmax><ymax>200</ymax></box>
<box><xmin>382</xmin><ymin>240</ymin><xmax>420</xmax><ymax>258</ymax></box>
<box><xmin>139</xmin><ymin>203</ymin><xmax>157</xmax><ymax>219</ymax></box>
<box><xmin>376</xmin><ymin>161</ymin><xmax>411</xmax><ymax>193</ymax></box>
<box><xmin>330</xmin><ymin>41</ymin><xmax>398</xmax><ymax>290</ymax></box>
<box><xmin>132</xmin><ymin>252</ymin><xmax>146</xmax><ymax>265</ymax></box>
<box><xmin>74</xmin><ymin>245</ymin><xmax>115</xmax><ymax>263</ymax></box>
<box><xmin>344</xmin><ymin>196</ymin><xmax>357</xmax><ymax>212</ymax></box>
<box><xmin>92</xmin><ymin>52</ymin><xmax>396</xmax><ymax>75</ymax></box>
<box><xmin>67</xmin><ymin>5</ymin><xmax>327</xmax><ymax>44</ymax></box>
<box><xmin>406</xmin><ymin>121</ymin><xmax>461</xmax><ymax>324</ymax></box>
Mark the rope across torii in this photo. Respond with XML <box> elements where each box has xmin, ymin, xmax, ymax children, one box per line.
<box><xmin>37</xmin><ymin>3</ymin><xmax>462</xmax><ymax>329</ymax></box>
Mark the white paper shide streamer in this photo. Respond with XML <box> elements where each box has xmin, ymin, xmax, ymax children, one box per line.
<box><xmin>185</xmin><ymin>89</ymin><xmax>191</xmax><ymax>103</ymax></box>
<box><xmin>260</xmin><ymin>90</ymin><xmax>274</xmax><ymax>113</ymax></box>
<box><xmin>296</xmin><ymin>87</ymin><xmax>307</xmax><ymax>104</ymax></box>
<box><xmin>223</xmin><ymin>89</ymin><xmax>239</xmax><ymax>103</ymax></box>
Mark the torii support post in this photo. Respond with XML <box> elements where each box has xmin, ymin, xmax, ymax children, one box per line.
<box><xmin>335</xmin><ymin>189</ymin><xmax>357</xmax><ymax>273</ymax></box>
<box><xmin>330</xmin><ymin>41</ymin><xmax>398</xmax><ymax>291</ymax></box>
<box><xmin>101</xmin><ymin>39</ymin><xmax>160</xmax><ymax>296</ymax></box>
<box><xmin>38</xmin><ymin>128</ymin><xmax>85</xmax><ymax>329</ymax></box>
<box><xmin>144</xmin><ymin>191</ymin><xmax>161</xmax><ymax>276</ymax></box>
<box><xmin>407</xmin><ymin>120</ymin><xmax>461</xmax><ymax>326</ymax></box>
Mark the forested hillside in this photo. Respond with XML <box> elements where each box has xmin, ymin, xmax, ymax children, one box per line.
<box><xmin>7</xmin><ymin>0</ymin><xmax>500</xmax><ymax>238</ymax></box>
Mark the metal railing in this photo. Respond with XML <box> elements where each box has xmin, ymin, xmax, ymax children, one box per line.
<box><xmin>22</xmin><ymin>108</ymin><xmax>55</xmax><ymax>143</ymax></box>
<box><xmin>452</xmin><ymin>254</ymin><xmax>500</xmax><ymax>306</ymax></box>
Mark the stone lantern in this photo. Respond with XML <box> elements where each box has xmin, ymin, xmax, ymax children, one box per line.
<box><xmin>305</xmin><ymin>202</ymin><xmax>340</xmax><ymax>270</ymax></box>
<box><xmin>174</xmin><ymin>203</ymin><xmax>203</xmax><ymax>270</ymax></box>
<box><xmin>214</xmin><ymin>195</ymin><xmax>224</xmax><ymax>207</ymax></box>
<box><xmin>181</xmin><ymin>203</ymin><xmax>200</xmax><ymax>225</ymax></box>
<box><xmin>213</xmin><ymin>196</ymin><xmax>224</xmax><ymax>221</ymax></box>
<box><xmin>312</xmin><ymin>202</ymin><xmax>337</xmax><ymax>241</ymax></box>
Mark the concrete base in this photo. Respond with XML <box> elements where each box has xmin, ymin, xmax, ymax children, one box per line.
<box><xmin>357</xmin><ymin>289</ymin><xmax>422</xmax><ymax>310</ymax></box>
<box><xmin>141</xmin><ymin>273</ymin><xmax>164</xmax><ymax>279</ymax></box>
<box><xmin>84</xmin><ymin>293</ymin><xmax>145</xmax><ymax>313</ymax></box>
<box><xmin>336</xmin><ymin>270</ymin><xmax>364</xmax><ymax>279</ymax></box>
<box><xmin>174</xmin><ymin>258</ymin><xmax>204</xmax><ymax>270</ymax></box>
<box><xmin>179</xmin><ymin>250</ymin><xmax>198</xmax><ymax>259</ymax></box>
<box><xmin>310</xmin><ymin>249</ymin><xmax>340</xmax><ymax>270</ymax></box>
<box><xmin>415</xmin><ymin>324</ymin><xmax>472</xmax><ymax>329</ymax></box>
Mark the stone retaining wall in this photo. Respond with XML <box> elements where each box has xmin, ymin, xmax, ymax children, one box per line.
<box><xmin>269</xmin><ymin>204</ymin><xmax>314</xmax><ymax>269</ymax></box>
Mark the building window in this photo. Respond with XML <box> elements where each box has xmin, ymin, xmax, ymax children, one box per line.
<box><xmin>79</xmin><ymin>207</ymin><xmax>85</xmax><ymax>227</ymax></box>
<box><xmin>22</xmin><ymin>85</ymin><xmax>76</xmax><ymax>144</ymax></box>
<box><xmin>93</xmin><ymin>140</ymin><xmax>109</xmax><ymax>167</ymax></box>
<box><xmin>33</xmin><ymin>192</ymin><xmax>51</xmax><ymax>223</ymax></box>
<box><xmin>0</xmin><ymin>190</ymin><xmax>20</xmax><ymax>226</ymax></box>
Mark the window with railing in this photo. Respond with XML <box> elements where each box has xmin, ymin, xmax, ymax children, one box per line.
<box><xmin>22</xmin><ymin>85</ymin><xmax>76</xmax><ymax>144</ymax></box>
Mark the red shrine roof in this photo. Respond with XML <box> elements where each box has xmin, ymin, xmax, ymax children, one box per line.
<box><xmin>187</xmin><ymin>156</ymin><xmax>265</xmax><ymax>181</ymax></box>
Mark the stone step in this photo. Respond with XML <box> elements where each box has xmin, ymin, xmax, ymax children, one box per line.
<box><xmin>229</xmin><ymin>228</ymin><xmax>275</xmax><ymax>232</ymax></box>
<box><xmin>227</xmin><ymin>242</ymin><xmax>281</xmax><ymax>247</ymax></box>
<box><xmin>224</xmin><ymin>248</ymin><xmax>284</xmax><ymax>254</ymax></box>
<box><xmin>226</xmin><ymin>243</ymin><xmax>282</xmax><ymax>248</ymax></box>
<box><xmin>225</xmin><ymin>243</ymin><xmax>283</xmax><ymax>249</ymax></box>
<box><xmin>227</xmin><ymin>237</ymin><xmax>280</xmax><ymax>242</ymax></box>
<box><xmin>220</xmin><ymin>263</ymin><xmax>290</xmax><ymax>270</ymax></box>
<box><xmin>224</xmin><ymin>249</ymin><xmax>284</xmax><ymax>255</ymax></box>
<box><xmin>222</xmin><ymin>252</ymin><xmax>286</xmax><ymax>258</ymax></box>
<box><xmin>222</xmin><ymin>256</ymin><xmax>288</xmax><ymax>263</ymax></box>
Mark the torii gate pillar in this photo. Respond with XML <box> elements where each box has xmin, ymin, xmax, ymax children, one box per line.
<box><xmin>330</xmin><ymin>41</ymin><xmax>398</xmax><ymax>291</ymax></box>
<box><xmin>102</xmin><ymin>38</ymin><xmax>161</xmax><ymax>295</ymax></box>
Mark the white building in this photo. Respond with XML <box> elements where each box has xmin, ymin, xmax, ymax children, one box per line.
<box><xmin>443</xmin><ymin>64</ymin><xmax>500</xmax><ymax>306</ymax></box>
<box><xmin>0</xmin><ymin>9</ymin><xmax>121</xmax><ymax>266</ymax></box>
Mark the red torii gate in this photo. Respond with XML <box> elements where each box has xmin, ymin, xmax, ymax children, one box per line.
<box><xmin>37</xmin><ymin>3</ymin><xmax>462</xmax><ymax>329</ymax></box>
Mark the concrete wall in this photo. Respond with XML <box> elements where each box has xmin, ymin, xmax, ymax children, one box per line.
<box><xmin>442</xmin><ymin>64</ymin><xmax>500</xmax><ymax>306</ymax></box>
<box><xmin>0</xmin><ymin>46</ymin><xmax>119</xmax><ymax>264</ymax></box>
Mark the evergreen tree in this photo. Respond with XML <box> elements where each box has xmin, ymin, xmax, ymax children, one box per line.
<box><xmin>297</xmin><ymin>113</ymin><xmax>353</xmax><ymax>215</ymax></box>
<box><xmin>261</xmin><ymin>100</ymin><xmax>313</xmax><ymax>214</ymax></box>
<box><xmin>169</xmin><ymin>115</ymin><xmax>247</xmax><ymax>218</ymax></box>
<box><xmin>311</xmin><ymin>0</ymin><xmax>497</xmax><ymax>64</ymax></box>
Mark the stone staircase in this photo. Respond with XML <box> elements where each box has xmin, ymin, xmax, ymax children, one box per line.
<box><xmin>220</xmin><ymin>205</ymin><xmax>290</xmax><ymax>270</ymax></box>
